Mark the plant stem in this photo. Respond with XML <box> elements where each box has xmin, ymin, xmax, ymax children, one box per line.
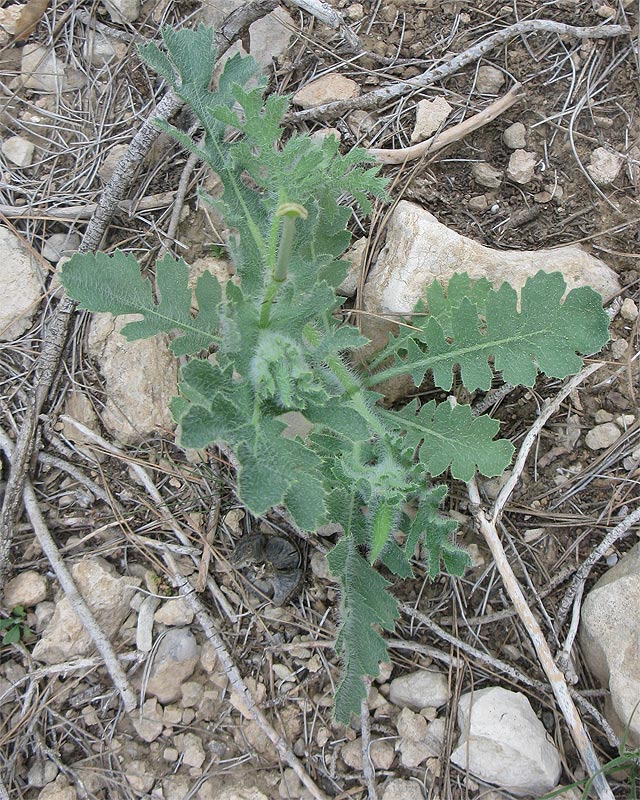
<box><xmin>260</xmin><ymin>203</ymin><xmax>308</xmax><ymax>327</ymax></box>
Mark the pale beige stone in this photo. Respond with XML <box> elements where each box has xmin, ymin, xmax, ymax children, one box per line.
<box><xmin>293</xmin><ymin>75</ymin><xmax>360</xmax><ymax>109</ymax></box>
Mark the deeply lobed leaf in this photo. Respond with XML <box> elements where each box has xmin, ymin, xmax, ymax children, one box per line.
<box><xmin>327</xmin><ymin>537</ymin><xmax>400</xmax><ymax>722</ymax></box>
<box><xmin>367</xmin><ymin>271</ymin><xmax>610</xmax><ymax>392</ymax></box>
<box><xmin>61</xmin><ymin>252</ymin><xmax>223</xmax><ymax>355</ymax></box>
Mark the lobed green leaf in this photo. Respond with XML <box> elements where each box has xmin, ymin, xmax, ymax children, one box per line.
<box><xmin>367</xmin><ymin>271</ymin><xmax>610</xmax><ymax>392</ymax></box>
<box><xmin>328</xmin><ymin>537</ymin><xmax>399</xmax><ymax>722</ymax></box>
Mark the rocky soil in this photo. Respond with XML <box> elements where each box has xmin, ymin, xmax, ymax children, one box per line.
<box><xmin>0</xmin><ymin>0</ymin><xmax>639</xmax><ymax>798</ymax></box>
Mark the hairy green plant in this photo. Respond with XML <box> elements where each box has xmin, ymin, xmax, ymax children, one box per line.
<box><xmin>0</xmin><ymin>605</ymin><xmax>32</xmax><ymax>645</ymax></box>
<box><xmin>60</xmin><ymin>26</ymin><xmax>610</xmax><ymax>722</ymax></box>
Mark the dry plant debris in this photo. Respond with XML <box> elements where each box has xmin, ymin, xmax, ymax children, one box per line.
<box><xmin>0</xmin><ymin>0</ymin><xmax>639</xmax><ymax>799</ymax></box>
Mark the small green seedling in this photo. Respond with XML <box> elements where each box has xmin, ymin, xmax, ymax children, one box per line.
<box><xmin>60</xmin><ymin>25</ymin><xmax>610</xmax><ymax>722</ymax></box>
<box><xmin>0</xmin><ymin>606</ymin><xmax>32</xmax><ymax>645</ymax></box>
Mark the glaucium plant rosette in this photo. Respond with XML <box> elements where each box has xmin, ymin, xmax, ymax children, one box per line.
<box><xmin>60</xmin><ymin>25</ymin><xmax>610</xmax><ymax>723</ymax></box>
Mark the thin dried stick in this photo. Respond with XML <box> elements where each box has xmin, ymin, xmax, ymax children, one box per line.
<box><xmin>58</xmin><ymin>415</ymin><xmax>237</xmax><ymax>625</ymax></box>
<box><xmin>288</xmin><ymin>21</ymin><xmax>629</xmax><ymax>123</ymax></box>
<box><xmin>360</xmin><ymin>682</ymin><xmax>378</xmax><ymax>800</ymax></box>
<box><xmin>0</xmin><ymin>191</ymin><xmax>178</xmax><ymax>220</ymax></box>
<box><xmin>468</xmin><ymin>479</ymin><xmax>614</xmax><ymax>800</ymax></box>
<box><xmin>0</xmin><ymin>0</ymin><xmax>282</xmax><ymax>589</ymax></box>
<box><xmin>162</xmin><ymin>550</ymin><xmax>330</xmax><ymax>800</ymax></box>
<box><xmin>554</xmin><ymin>503</ymin><xmax>640</xmax><ymax>633</ymax></box>
<box><xmin>162</xmin><ymin>151</ymin><xmax>200</xmax><ymax>254</ymax></box>
<box><xmin>367</xmin><ymin>83</ymin><xmax>523</xmax><ymax>165</ymax></box>
<box><xmin>0</xmin><ymin>428</ymin><xmax>137</xmax><ymax>713</ymax></box>
<box><xmin>556</xmin><ymin>582</ymin><xmax>584</xmax><ymax>680</ymax></box>
<box><xmin>491</xmin><ymin>363</ymin><xmax>604</xmax><ymax>523</ymax></box>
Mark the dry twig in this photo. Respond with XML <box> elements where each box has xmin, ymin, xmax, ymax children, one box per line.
<box><xmin>288</xmin><ymin>21</ymin><xmax>630</xmax><ymax>123</ymax></box>
<box><xmin>466</xmin><ymin>363</ymin><xmax>615</xmax><ymax>800</ymax></box>
<box><xmin>0</xmin><ymin>427</ymin><xmax>137</xmax><ymax>713</ymax></box>
<box><xmin>367</xmin><ymin>83</ymin><xmax>523</xmax><ymax>165</ymax></box>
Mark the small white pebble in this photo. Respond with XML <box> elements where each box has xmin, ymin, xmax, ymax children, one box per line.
<box><xmin>585</xmin><ymin>423</ymin><xmax>621</xmax><ymax>451</ymax></box>
<box><xmin>620</xmin><ymin>297</ymin><xmax>638</xmax><ymax>321</ymax></box>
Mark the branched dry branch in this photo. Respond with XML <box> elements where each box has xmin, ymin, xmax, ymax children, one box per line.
<box><xmin>287</xmin><ymin>21</ymin><xmax>630</xmax><ymax>123</ymax></box>
<box><xmin>0</xmin><ymin>427</ymin><xmax>137</xmax><ymax>713</ymax></box>
<box><xmin>0</xmin><ymin>0</ymin><xmax>282</xmax><ymax>589</ymax></box>
<box><xmin>466</xmin><ymin>362</ymin><xmax>615</xmax><ymax>800</ymax></box>
<box><xmin>368</xmin><ymin>83</ymin><xmax>523</xmax><ymax>164</ymax></box>
<box><xmin>555</xmin><ymin>503</ymin><xmax>640</xmax><ymax>633</ymax></box>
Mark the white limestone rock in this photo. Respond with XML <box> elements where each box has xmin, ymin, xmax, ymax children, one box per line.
<box><xmin>145</xmin><ymin>627</ymin><xmax>200</xmax><ymax>703</ymax></box>
<box><xmin>245</xmin><ymin>8</ymin><xmax>295</xmax><ymax>69</ymax></box>
<box><xmin>396</xmin><ymin>708</ymin><xmax>445</xmax><ymax>768</ymax></box>
<box><xmin>450</xmin><ymin>686</ymin><xmax>562</xmax><ymax>796</ymax></box>
<box><xmin>411</xmin><ymin>96</ymin><xmax>453</xmax><ymax>142</ymax></box>
<box><xmin>4</xmin><ymin>570</ymin><xmax>48</xmax><ymax>607</ymax></box>
<box><xmin>42</xmin><ymin>232</ymin><xmax>81</xmax><ymax>263</ymax></box>
<box><xmin>381</xmin><ymin>779</ymin><xmax>424</xmax><ymax>800</ymax></box>
<box><xmin>621</xmin><ymin>297</ymin><xmax>638</xmax><ymax>321</ymax></box>
<box><xmin>60</xmin><ymin>391</ymin><xmax>105</xmax><ymax>462</ymax></box>
<box><xmin>32</xmin><ymin>557</ymin><xmax>138</xmax><ymax>664</ymax></box>
<box><xmin>476</xmin><ymin>65</ymin><xmax>505</xmax><ymax>94</ymax></box>
<box><xmin>362</xmin><ymin>201</ymin><xmax>621</xmax><ymax>358</ymax></box>
<box><xmin>87</xmin><ymin>313</ymin><xmax>178</xmax><ymax>445</ymax></box>
<box><xmin>98</xmin><ymin>143</ymin><xmax>128</xmax><ymax>183</ymax></box>
<box><xmin>503</xmin><ymin>122</ymin><xmax>527</xmax><ymax>149</ymax></box>
<box><xmin>132</xmin><ymin>697</ymin><xmax>163</xmax><ymax>742</ymax></box>
<box><xmin>103</xmin><ymin>0</ymin><xmax>140</xmax><ymax>23</ymax></box>
<box><xmin>200</xmin><ymin>1</ymin><xmax>293</xmax><ymax>71</ymax></box>
<box><xmin>507</xmin><ymin>149</ymin><xmax>536</xmax><ymax>184</ymax></box>
<box><xmin>336</xmin><ymin>237</ymin><xmax>367</xmax><ymax>297</ymax></box>
<box><xmin>0</xmin><ymin>225</ymin><xmax>43</xmax><ymax>341</ymax></box>
<box><xmin>154</xmin><ymin>596</ymin><xmax>195</xmax><ymax>627</ymax></box>
<box><xmin>37</xmin><ymin>776</ymin><xmax>77</xmax><ymax>800</ymax></box>
<box><xmin>27</xmin><ymin>759</ymin><xmax>58</xmax><ymax>788</ymax></box>
<box><xmin>178</xmin><ymin>732</ymin><xmax>206</xmax><ymax>768</ymax></box>
<box><xmin>389</xmin><ymin>667</ymin><xmax>449</xmax><ymax>710</ymax></box>
<box><xmin>0</xmin><ymin>4</ymin><xmax>23</xmax><ymax>44</ymax></box>
<box><xmin>370</xmin><ymin>739</ymin><xmax>395</xmax><ymax>769</ymax></box>
<box><xmin>125</xmin><ymin>759</ymin><xmax>156</xmax><ymax>793</ymax></box>
<box><xmin>472</xmin><ymin>161</ymin><xmax>503</xmax><ymax>188</ymax></box>
<box><xmin>587</xmin><ymin>147</ymin><xmax>623</xmax><ymax>186</ymax></box>
<box><xmin>293</xmin><ymin>74</ymin><xmax>360</xmax><ymax>109</ymax></box>
<box><xmin>21</xmin><ymin>45</ymin><xmax>66</xmax><ymax>93</ymax></box>
<box><xmin>580</xmin><ymin>543</ymin><xmax>640</xmax><ymax>744</ymax></box>
<box><xmin>83</xmin><ymin>31</ymin><xmax>121</xmax><ymax>66</ymax></box>
<box><xmin>341</xmin><ymin>738</ymin><xmax>363</xmax><ymax>769</ymax></box>
<box><xmin>585</xmin><ymin>422</ymin><xmax>621</xmax><ymax>450</ymax></box>
<box><xmin>2</xmin><ymin>135</ymin><xmax>35</xmax><ymax>167</ymax></box>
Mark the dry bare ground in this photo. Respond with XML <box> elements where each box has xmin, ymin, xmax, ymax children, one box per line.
<box><xmin>0</xmin><ymin>0</ymin><xmax>639</xmax><ymax>799</ymax></box>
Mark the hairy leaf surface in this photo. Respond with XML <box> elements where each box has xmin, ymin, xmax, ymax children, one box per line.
<box><xmin>367</xmin><ymin>271</ymin><xmax>609</xmax><ymax>392</ymax></box>
<box><xmin>383</xmin><ymin>400</ymin><xmax>514</xmax><ymax>481</ymax></box>
<box><xmin>60</xmin><ymin>252</ymin><xmax>222</xmax><ymax>355</ymax></box>
<box><xmin>328</xmin><ymin>537</ymin><xmax>399</xmax><ymax>722</ymax></box>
